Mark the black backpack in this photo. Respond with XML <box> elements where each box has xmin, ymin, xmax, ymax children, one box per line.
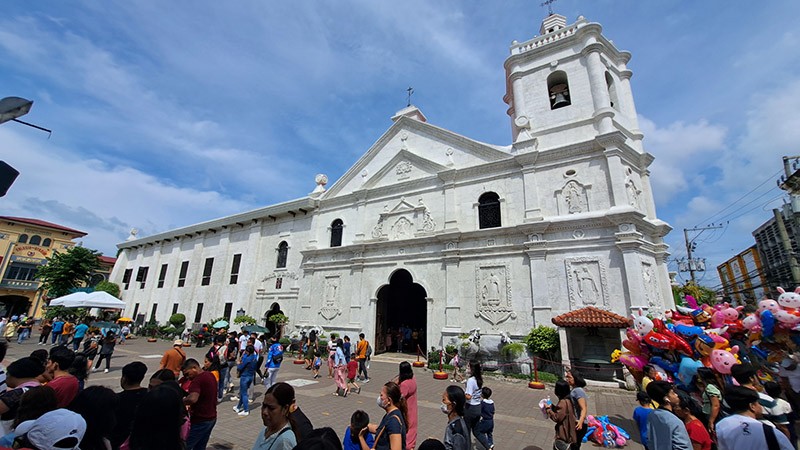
<box><xmin>271</xmin><ymin>344</ymin><xmax>284</xmax><ymax>364</ymax></box>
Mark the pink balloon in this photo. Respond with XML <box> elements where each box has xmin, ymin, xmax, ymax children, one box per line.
<box><xmin>710</xmin><ymin>345</ymin><xmax>740</xmax><ymax>374</ymax></box>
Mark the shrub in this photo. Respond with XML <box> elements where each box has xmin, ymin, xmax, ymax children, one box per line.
<box><xmin>93</xmin><ymin>281</ymin><xmax>121</xmax><ymax>298</ymax></box>
<box><xmin>233</xmin><ymin>315</ymin><xmax>257</xmax><ymax>326</ymax></box>
<box><xmin>524</xmin><ymin>325</ymin><xmax>560</xmax><ymax>361</ymax></box>
<box><xmin>538</xmin><ymin>371</ymin><xmax>559</xmax><ymax>383</ymax></box>
<box><xmin>268</xmin><ymin>313</ymin><xmax>289</xmax><ymax>325</ymax></box>
<box><xmin>169</xmin><ymin>314</ymin><xmax>186</xmax><ymax>327</ymax></box>
<box><xmin>500</xmin><ymin>343</ymin><xmax>527</xmax><ymax>360</ymax></box>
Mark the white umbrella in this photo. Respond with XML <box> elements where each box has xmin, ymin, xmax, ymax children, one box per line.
<box><xmin>62</xmin><ymin>291</ymin><xmax>126</xmax><ymax>309</ymax></box>
<box><xmin>48</xmin><ymin>292</ymin><xmax>90</xmax><ymax>307</ymax></box>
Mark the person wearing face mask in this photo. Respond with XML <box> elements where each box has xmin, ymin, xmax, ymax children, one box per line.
<box><xmin>252</xmin><ymin>382</ymin><xmax>297</xmax><ymax>450</ymax></box>
<box><xmin>441</xmin><ymin>385</ymin><xmax>471</xmax><ymax>450</ymax></box>
<box><xmin>360</xmin><ymin>382</ymin><xmax>407</xmax><ymax>450</ymax></box>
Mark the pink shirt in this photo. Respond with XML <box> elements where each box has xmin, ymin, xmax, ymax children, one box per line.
<box><xmin>48</xmin><ymin>374</ymin><xmax>79</xmax><ymax>408</ymax></box>
<box><xmin>399</xmin><ymin>378</ymin><xmax>418</xmax><ymax>450</ymax></box>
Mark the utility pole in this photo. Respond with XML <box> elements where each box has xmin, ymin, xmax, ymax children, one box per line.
<box><xmin>682</xmin><ymin>225</ymin><xmax>724</xmax><ymax>284</ymax></box>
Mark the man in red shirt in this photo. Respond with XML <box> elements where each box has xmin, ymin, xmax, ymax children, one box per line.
<box><xmin>46</xmin><ymin>346</ymin><xmax>79</xmax><ymax>407</ymax></box>
<box><xmin>181</xmin><ymin>358</ymin><xmax>217</xmax><ymax>450</ymax></box>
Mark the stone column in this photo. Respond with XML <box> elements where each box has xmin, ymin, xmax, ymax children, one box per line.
<box><xmin>525</xmin><ymin>240</ymin><xmax>549</xmax><ymax>326</ymax></box>
<box><xmin>640</xmin><ymin>170</ymin><xmax>657</xmax><ymax>219</ymax></box>
<box><xmin>440</xmin><ymin>171</ymin><xmax>458</xmax><ymax>231</ymax></box>
<box><xmin>616</xmin><ymin>224</ymin><xmax>645</xmax><ymax>312</ymax></box>
<box><xmin>558</xmin><ymin>327</ymin><xmax>570</xmax><ymax>367</ymax></box>
<box><xmin>603</xmin><ymin>147</ymin><xmax>629</xmax><ymax>209</ymax></box>
<box><xmin>443</xmin><ymin>252</ymin><xmax>462</xmax><ymax>332</ymax></box>
<box><xmin>617</xmin><ymin>69</ymin><xmax>640</xmax><ymax>129</ymax></box>
<box><xmin>522</xmin><ymin>167</ymin><xmax>544</xmax><ymax>222</ymax></box>
<box><xmin>583</xmin><ymin>43</ymin><xmax>614</xmax><ymax>134</ymax></box>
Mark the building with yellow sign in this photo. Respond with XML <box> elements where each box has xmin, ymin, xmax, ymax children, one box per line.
<box><xmin>0</xmin><ymin>216</ymin><xmax>87</xmax><ymax>317</ymax></box>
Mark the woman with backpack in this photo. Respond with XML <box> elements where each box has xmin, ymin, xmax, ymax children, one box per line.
<box><xmin>547</xmin><ymin>380</ymin><xmax>576</xmax><ymax>450</ymax></box>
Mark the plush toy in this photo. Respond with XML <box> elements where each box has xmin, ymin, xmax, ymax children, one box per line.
<box><xmin>631</xmin><ymin>309</ymin><xmax>654</xmax><ymax>336</ymax></box>
<box><xmin>777</xmin><ymin>287</ymin><xmax>800</xmax><ymax>309</ymax></box>
<box><xmin>710</xmin><ymin>345</ymin><xmax>740</xmax><ymax>374</ymax></box>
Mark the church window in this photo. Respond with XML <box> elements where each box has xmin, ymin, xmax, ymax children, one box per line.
<box><xmin>605</xmin><ymin>72</ymin><xmax>619</xmax><ymax>109</ymax></box>
<box><xmin>177</xmin><ymin>261</ymin><xmax>189</xmax><ymax>287</ymax></box>
<box><xmin>478</xmin><ymin>192</ymin><xmax>502</xmax><ymax>229</ymax></box>
<box><xmin>330</xmin><ymin>219</ymin><xmax>343</xmax><ymax>247</ymax></box>
<box><xmin>42</xmin><ymin>238</ymin><xmax>51</xmax><ymax>247</ymax></box>
<box><xmin>29</xmin><ymin>235</ymin><xmax>41</xmax><ymax>246</ymax></box>
<box><xmin>122</xmin><ymin>268</ymin><xmax>132</xmax><ymax>290</ymax></box>
<box><xmin>201</xmin><ymin>258</ymin><xmax>213</xmax><ymax>286</ymax></box>
<box><xmin>276</xmin><ymin>241</ymin><xmax>289</xmax><ymax>269</ymax></box>
<box><xmin>157</xmin><ymin>263</ymin><xmax>168</xmax><ymax>288</ymax></box>
<box><xmin>17</xmin><ymin>234</ymin><xmax>28</xmax><ymax>244</ymax></box>
<box><xmin>230</xmin><ymin>254</ymin><xmax>242</xmax><ymax>285</ymax></box>
<box><xmin>547</xmin><ymin>71</ymin><xmax>571</xmax><ymax>110</ymax></box>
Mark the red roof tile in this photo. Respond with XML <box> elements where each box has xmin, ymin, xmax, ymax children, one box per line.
<box><xmin>551</xmin><ymin>306</ymin><xmax>630</xmax><ymax>328</ymax></box>
<box><xmin>98</xmin><ymin>255</ymin><xmax>117</xmax><ymax>265</ymax></box>
<box><xmin>0</xmin><ymin>216</ymin><xmax>87</xmax><ymax>236</ymax></box>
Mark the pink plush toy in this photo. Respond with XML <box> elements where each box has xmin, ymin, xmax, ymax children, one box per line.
<box><xmin>742</xmin><ymin>314</ymin><xmax>762</xmax><ymax>332</ymax></box>
<box><xmin>777</xmin><ymin>287</ymin><xmax>800</xmax><ymax>309</ymax></box>
<box><xmin>775</xmin><ymin>309</ymin><xmax>800</xmax><ymax>327</ymax></box>
<box><xmin>711</xmin><ymin>305</ymin><xmax>744</xmax><ymax>328</ymax></box>
<box><xmin>759</xmin><ymin>299</ymin><xmax>780</xmax><ymax>314</ymax></box>
<box><xmin>710</xmin><ymin>345</ymin><xmax>740</xmax><ymax>374</ymax></box>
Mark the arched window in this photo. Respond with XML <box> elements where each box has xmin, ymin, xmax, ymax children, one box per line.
<box><xmin>18</xmin><ymin>234</ymin><xmax>28</xmax><ymax>244</ymax></box>
<box><xmin>605</xmin><ymin>72</ymin><xmax>619</xmax><ymax>110</ymax></box>
<box><xmin>478</xmin><ymin>192</ymin><xmax>501</xmax><ymax>229</ymax></box>
<box><xmin>547</xmin><ymin>71</ymin><xmax>571</xmax><ymax>110</ymax></box>
<box><xmin>330</xmin><ymin>219</ymin><xmax>343</xmax><ymax>248</ymax></box>
<box><xmin>29</xmin><ymin>235</ymin><xmax>41</xmax><ymax>246</ymax></box>
<box><xmin>276</xmin><ymin>241</ymin><xmax>288</xmax><ymax>269</ymax></box>
<box><xmin>41</xmin><ymin>238</ymin><xmax>51</xmax><ymax>247</ymax></box>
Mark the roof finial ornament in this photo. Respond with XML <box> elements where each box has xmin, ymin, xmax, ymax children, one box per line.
<box><xmin>406</xmin><ymin>87</ymin><xmax>414</xmax><ymax>107</ymax></box>
<box><xmin>540</xmin><ymin>0</ymin><xmax>557</xmax><ymax>15</ymax></box>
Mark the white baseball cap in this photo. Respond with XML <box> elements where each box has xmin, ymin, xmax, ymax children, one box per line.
<box><xmin>15</xmin><ymin>409</ymin><xmax>86</xmax><ymax>450</ymax></box>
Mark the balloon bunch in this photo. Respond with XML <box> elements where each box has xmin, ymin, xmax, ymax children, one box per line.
<box><xmin>584</xmin><ymin>415</ymin><xmax>630</xmax><ymax>448</ymax></box>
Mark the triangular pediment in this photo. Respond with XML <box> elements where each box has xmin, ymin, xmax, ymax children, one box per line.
<box><xmin>323</xmin><ymin>116</ymin><xmax>510</xmax><ymax>198</ymax></box>
<box><xmin>361</xmin><ymin>150</ymin><xmax>448</xmax><ymax>190</ymax></box>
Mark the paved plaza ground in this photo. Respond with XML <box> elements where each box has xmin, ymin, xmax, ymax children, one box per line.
<box><xmin>4</xmin><ymin>337</ymin><xmax>645</xmax><ymax>450</ymax></box>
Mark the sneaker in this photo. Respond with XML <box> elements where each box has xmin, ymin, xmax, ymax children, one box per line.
<box><xmin>233</xmin><ymin>405</ymin><xmax>241</xmax><ymax>413</ymax></box>
<box><xmin>91</xmin><ymin>367</ymin><xmax>98</xmax><ymax>372</ymax></box>
<box><xmin>104</xmin><ymin>369</ymin><xmax>109</xmax><ymax>373</ymax></box>
<box><xmin>357</xmin><ymin>387</ymin><xmax>361</xmax><ymax>394</ymax></box>
<box><xmin>231</xmin><ymin>396</ymin><xmax>239</xmax><ymax>401</ymax></box>
<box><xmin>238</xmin><ymin>410</ymin><xmax>249</xmax><ymax>416</ymax></box>
<box><xmin>364</xmin><ymin>378</ymin><xmax>370</xmax><ymax>383</ymax></box>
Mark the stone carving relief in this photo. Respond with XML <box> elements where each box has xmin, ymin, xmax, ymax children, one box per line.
<box><xmin>625</xmin><ymin>167</ymin><xmax>642</xmax><ymax>209</ymax></box>
<box><xmin>371</xmin><ymin>197</ymin><xmax>437</xmax><ymax>240</ymax></box>
<box><xmin>396</xmin><ymin>160</ymin><xmax>413</xmax><ymax>178</ymax></box>
<box><xmin>565</xmin><ymin>257</ymin><xmax>610</xmax><ymax>309</ymax></box>
<box><xmin>556</xmin><ymin>179</ymin><xmax>590</xmax><ymax>215</ymax></box>
<box><xmin>319</xmin><ymin>276</ymin><xmax>341</xmax><ymax>320</ymax></box>
<box><xmin>474</xmin><ymin>265</ymin><xmax>517</xmax><ymax>326</ymax></box>
<box><xmin>642</xmin><ymin>261</ymin><xmax>660</xmax><ymax>309</ymax></box>
<box><xmin>262</xmin><ymin>271</ymin><xmax>299</xmax><ymax>282</ymax></box>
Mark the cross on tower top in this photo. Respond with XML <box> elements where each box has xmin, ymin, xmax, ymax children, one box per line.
<box><xmin>406</xmin><ymin>87</ymin><xmax>414</xmax><ymax>107</ymax></box>
<box><xmin>540</xmin><ymin>0</ymin><xmax>557</xmax><ymax>15</ymax></box>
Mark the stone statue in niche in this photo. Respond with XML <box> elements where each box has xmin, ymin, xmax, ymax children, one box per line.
<box><xmin>422</xmin><ymin>211</ymin><xmax>436</xmax><ymax>232</ymax></box>
<box><xmin>625</xmin><ymin>173</ymin><xmax>642</xmax><ymax>209</ymax></box>
<box><xmin>320</xmin><ymin>276</ymin><xmax>342</xmax><ymax>320</ymax></box>
<box><xmin>325</xmin><ymin>278</ymin><xmax>339</xmax><ymax>301</ymax></box>
<box><xmin>564</xmin><ymin>180</ymin><xmax>587</xmax><ymax>214</ymax></box>
<box><xmin>564</xmin><ymin>258</ymin><xmax>610</xmax><ymax>309</ymax></box>
<box><xmin>371</xmin><ymin>217</ymin><xmax>385</xmax><ymax>239</ymax></box>
<box><xmin>642</xmin><ymin>263</ymin><xmax>660</xmax><ymax>308</ymax></box>
<box><xmin>481</xmin><ymin>272</ymin><xmax>502</xmax><ymax>307</ymax></box>
<box><xmin>391</xmin><ymin>217</ymin><xmax>413</xmax><ymax>240</ymax></box>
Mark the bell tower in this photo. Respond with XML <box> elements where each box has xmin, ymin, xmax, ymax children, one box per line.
<box><xmin>503</xmin><ymin>14</ymin><xmax>642</xmax><ymax>151</ymax></box>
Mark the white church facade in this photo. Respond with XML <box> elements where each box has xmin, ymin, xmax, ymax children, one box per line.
<box><xmin>111</xmin><ymin>14</ymin><xmax>674</xmax><ymax>364</ymax></box>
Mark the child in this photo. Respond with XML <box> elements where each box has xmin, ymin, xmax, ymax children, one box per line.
<box><xmin>632</xmin><ymin>391</ymin><xmax>654</xmax><ymax>450</ymax></box>
<box><xmin>312</xmin><ymin>348</ymin><xmax>322</xmax><ymax>379</ymax></box>
<box><xmin>343</xmin><ymin>410</ymin><xmax>373</xmax><ymax>450</ymax></box>
<box><xmin>346</xmin><ymin>356</ymin><xmax>360</xmax><ymax>394</ymax></box>
<box><xmin>764</xmin><ymin>381</ymin><xmax>793</xmax><ymax>439</ymax></box>
<box><xmin>475</xmin><ymin>386</ymin><xmax>495</xmax><ymax>450</ymax></box>
<box><xmin>450</xmin><ymin>353</ymin><xmax>464</xmax><ymax>383</ymax></box>
<box><xmin>547</xmin><ymin>380</ymin><xmax>577</xmax><ymax>450</ymax></box>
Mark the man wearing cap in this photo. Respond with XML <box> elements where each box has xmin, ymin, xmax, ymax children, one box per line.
<box><xmin>160</xmin><ymin>339</ymin><xmax>187</xmax><ymax>378</ymax></box>
<box><xmin>12</xmin><ymin>408</ymin><xmax>86</xmax><ymax>450</ymax></box>
<box><xmin>0</xmin><ymin>357</ymin><xmax>44</xmax><ymax>435</ymax></box>
<box><xmin>645</xmin><ymin>380</ymin><xmax>692</xmax><ymax>450</ymax></box>
<box><xmin>181</xmin><ymin>358</ymin><xmax>218</xmax><ymax>450</ymax></box>
<box><xmin>716</xmin><ymin>385</ymin><xmax>793</xmax><ymax>450</ymax></box>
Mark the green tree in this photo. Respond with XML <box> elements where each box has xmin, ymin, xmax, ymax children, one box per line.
<box><xmin>36</xmin><ymin>246</ymin><xmax>102</xmax><ymax>299</ymax></box>
<box><xmin>524</xmin><ymin>325</ymin><xmax>560</xmax><ymax>362</ymax></box>
<box><xmin>93</xmin><ymin>280</ymin><xmax>120</xmax><ymax>298</ymax></box>
<box><xmin>233</xmin><ymin>314</ymin><xmax>257</xmax><ymax>326</ymax></box>
<box><xmin>673</xmin><ymin>282</ymin><xmax>717</xmax><ymax>306</ymax></box>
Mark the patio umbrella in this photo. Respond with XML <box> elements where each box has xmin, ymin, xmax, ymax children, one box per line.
<box><xmin>48</xmin><ymin>292</ymin><xmax>89</xmax><ymax>307</ymax></box>
<box><xmin>212</xmin><ymin>320</ymin><xmax>229</xmax><ymax>329</ymax></box>
<box><xmin>117</xmin><ymin>317</ymin><xmax>133</xmax><ymax>322</ymax></box>
<box><xmin>242</xmin><ymin>324</ymin><xmax>268</xmax><ymax>334</ymax></box>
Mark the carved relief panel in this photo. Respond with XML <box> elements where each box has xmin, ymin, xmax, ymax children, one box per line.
<box><xmin>474</xmin><ymin>264</ymin><xmax>517</xmax><ymax>326</ymax></box>
<box><xmin>371</xmin><ymin>197</ymin><xmax>436</xmax><ymax>240</ymax></box>
<box><xmin>564</xmin><ymin>257</ymin><xmax>610</xmax><ymax>309</ymax></box>
<box><xmin>319</xmin><ymin>275</ymin><xmax>341</xmax><ymax>321</ymax></box>
<box><xmin>641</xmin><ymin>261</ymin><xmax>661</xmax><ymax>309</ymax></box>
<box><xmin>624</xmin><ymin>167</ymin><xmax>642</xmax><ymax>210</ymax></box>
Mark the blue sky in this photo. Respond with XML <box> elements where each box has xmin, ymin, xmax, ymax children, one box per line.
<box><xmin>2</xmin><ymin>1</ymin><xmax>799</xmax><ymax>290</ymax></box>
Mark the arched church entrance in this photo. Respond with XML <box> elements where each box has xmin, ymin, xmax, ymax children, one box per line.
<box><xmin>263</xmin><ymin>302</ymin><xmax>284</xmax><ymax>337</ymax></box>
<box><xmin>375</xmin><ymin>269</ymin><xmax>427</xmax><ymax>355</ymax></box>
<box><xmin>0</xmin><ymin>295</ymin><xmax>31</xmax><ymax>317</ymax></box>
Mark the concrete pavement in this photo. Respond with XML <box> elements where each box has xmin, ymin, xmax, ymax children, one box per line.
<box><xmin>4</xmin><ymin>336</ymin><xmax>645</xmax><ymax>450</ymax></box>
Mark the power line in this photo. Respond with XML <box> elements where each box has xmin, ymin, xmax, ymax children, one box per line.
<box><xmin>694</xmin><ymin>169</ymin><xmax>784</xmax><ymax>227</ymax></box>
